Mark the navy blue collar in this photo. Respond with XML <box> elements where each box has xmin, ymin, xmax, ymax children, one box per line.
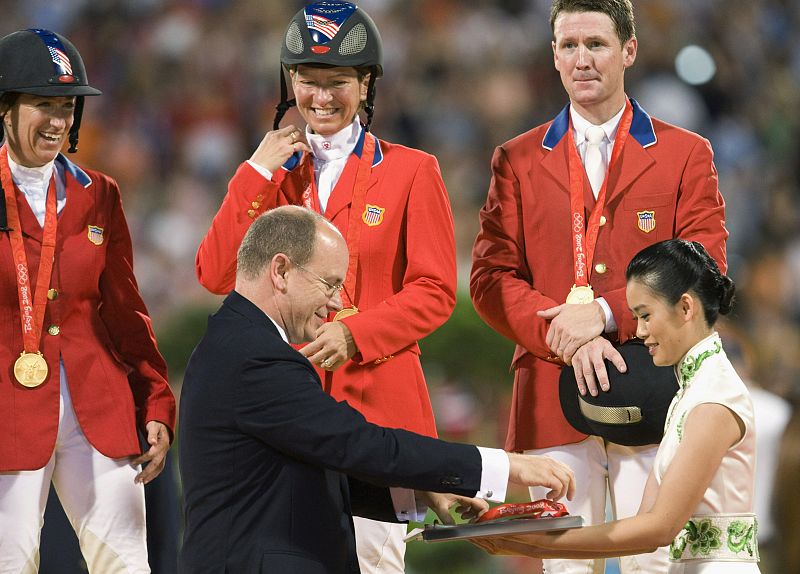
<box><xmin>542</xmin><ymin>98</ymin><xmax>656</xmax><ymax>151</ymax></box>
<box><xmin>281</xmin><ymin>126</ymin><xmax>384</xmax><ymax>172</ymax></box>
<box><xmin>55</xmin><ymin>153</ymin><xmax>92</xmax><ymax>188</ymax></box>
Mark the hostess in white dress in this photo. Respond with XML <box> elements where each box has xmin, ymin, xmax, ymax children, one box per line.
<box><xmin>654</xmin><ymin>332</ymin><xmax>760</xmax><ymax>573</ymax></box>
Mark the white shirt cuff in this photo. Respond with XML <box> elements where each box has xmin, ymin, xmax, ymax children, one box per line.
<box><xmin>390</xmin><ymin>488</ymin><xmax>427</xmax><ymax>523</ymax></box>
<box><xmin>246</xmin><ymin>160</ymin><xmax>274</xmax><ymax>182</ymax></box>
<box><xmin>476</xmin><ymin>447</ymin><xmax>508</xmax><ymax>502</ymax></box>
<box><xmin>596</xmin><ymin>297</ymin><xmax>617</xmax><ymax>333</ymax></box>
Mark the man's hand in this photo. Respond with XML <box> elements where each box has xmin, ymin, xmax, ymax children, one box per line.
<box><xmin>249</xmin><ymin>125</ymin><xmax>311</xmax><ymax>173</ymax></box>
<box><xmin>133</xmin><ymin>421</ymin><xmax>171</xmax><ymax>485</ymax></box>
<box><xmin>570</xmin><ymin>337</ymin><xmax>626</xmax><ymax>396</ymax></box>
<box><xmin>300</xmin><ymin>321</ymin><xmax>358</xmax><ymax>371</ymax></box>
<box><xmin>537</xmin><ymin>302</ymin><xmax>605</xmax><ymax>363</ymax></box>
<box><xmin>507</xmin><ymin>453</ymin><xmax>575</xmax><ymax>502</ymax></box>
<box><xmin>417</xmin><ymin>491</ymin><xmax>489</xmax><ymax>524</ymax></box>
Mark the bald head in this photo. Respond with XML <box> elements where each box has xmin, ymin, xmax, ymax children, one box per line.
<box><xmin>237</xmin><ymin>205</ymin><xmax>342</xmax><ymax>282</ymax></box>
<box><xmin>235</xmin><ymin>206</ymin><xmax>348</xmax><ymax>343</ymax></box>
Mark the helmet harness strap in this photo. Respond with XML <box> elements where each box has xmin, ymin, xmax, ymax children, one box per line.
<box><xmin>68</xmin><ymin>96</ymin><xmax>84</xmax><ymax>153</ymax></box>
<box><xmin>273</xmin><ymin>66</ymin><xmax>296</xmax><ymax>131</ymax></box>
<box><xmin>363</xmin><ymin>69</ymin><xmax>377</xmax><ymax>132</ymax></box>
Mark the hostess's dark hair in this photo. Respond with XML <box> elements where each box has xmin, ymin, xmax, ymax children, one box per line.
<box><xmin>626</xmin><ymin>239</ymin><xmax>734</xmax><ymax>326</ymax></box>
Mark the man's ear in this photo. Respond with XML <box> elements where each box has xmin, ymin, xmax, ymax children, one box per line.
<box><xmin>271</xmin><ymin>253</ymin><xmax>291</xmax><ymax>293</ymax></box>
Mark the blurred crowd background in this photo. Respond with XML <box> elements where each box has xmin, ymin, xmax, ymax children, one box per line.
<box><xmin>3</xmin><ymin>0</ymin><xmax>800</xmax><ymax>572</ymax></box>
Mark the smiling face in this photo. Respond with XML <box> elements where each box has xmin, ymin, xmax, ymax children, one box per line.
<box><xmin>627</xmin><ymin>279</ymin><xmax>697</xmax><ymax>367</ymax></box>
<box><xmin>281</xmin><ymin>224</ymin><xmax>348</xmax><ymax>344</ymax></box>
<box><xmin>290</xmin><ymin>65</ymin><xmax>368</xmax><ymax>137</ymax></box>
<box><xmin>552</xmin><ymin>11</ymin><xmax>636</xmax><ymax>123</ymax></box>
<box><xmin>2</xmin><ymin>93</ymin><xmax>75</xmax><ymax>167</ymax></box>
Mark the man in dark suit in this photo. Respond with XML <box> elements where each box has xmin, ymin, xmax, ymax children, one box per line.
<box><xmin>178</xmin><ymin>205</ymin><xmax>575</xmax><ymax>573</ymax></box>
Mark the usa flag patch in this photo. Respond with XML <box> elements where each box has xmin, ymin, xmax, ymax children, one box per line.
<box><xmin>636</xmin><ymin>211</ymin><xmax>656</xmax><ymax>233</ymax></box>
<box><xmin>362</xmin><ymin>205</ymin><xmax>385</xmax><ymax>227</ymax></box>
<box><xmin>304</xmin><ymin>1</ymin><xmax>356</xmax><ymax>43</ymax></box>
<box><xmin>87</xmin><ymin>225</ymin><xmax>104</xmax><ymax>245</ymax></box>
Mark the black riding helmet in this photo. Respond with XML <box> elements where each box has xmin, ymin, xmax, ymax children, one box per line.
<box><xmin>0</xmin><ymin>28</ymin><xmax>101</xmax><ymax>153</ymax></box>
<box><xmin>274</xmin><ymin>1</ymin><xmax>383</xmax><ymax>131</ymax></box>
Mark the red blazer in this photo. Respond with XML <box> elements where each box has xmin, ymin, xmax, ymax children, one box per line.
<box><xmin>0</xmin><ymin>153</ymin><xmax>176</xmax><ymax>471</ymax></box>
<box><xmin>471</xmin><ymin>99</ymin><xmax>728</xmax><ymax>451</ymax></box>
<box><xmin>196</xmin><ymin>133</ymin><xmax>456</xmax><ymax>436</ymax></box>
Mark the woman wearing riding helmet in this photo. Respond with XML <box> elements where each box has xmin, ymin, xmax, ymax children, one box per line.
<box><xmin>195</xmin><ymin>2</ymin><xmax>458</xmax><ymax>571</ymax></box>
<box><xmin>0</xmin><ymin>29</ymin><xmax>175</xmax><ymax>572</ymax></box>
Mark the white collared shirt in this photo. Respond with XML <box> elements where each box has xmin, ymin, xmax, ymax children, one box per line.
<box><xmin>7</xmin><ymin>154</ymin><xmax>66</xmax><ymax>226</ymax></box>
<box><xmin>305</xmin><ymin>118</ymin><xmax>361</xmax><ymax>213</ymax></box>
<box><xmin>247</xmin><ymin>118</ymin><xmax>362</xmax><ymax>213</ymax></box>
<box><xmin>570</xmin><ymin>105</ymin><xmax>625</xmax><ymax>200</ymax></box>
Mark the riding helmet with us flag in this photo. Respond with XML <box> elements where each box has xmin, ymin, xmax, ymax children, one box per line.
<box><xmin>0</xmin><ymin>28</ymin><xmax>101</xmax><ymax>153</ymax></box>
<box><xmin>274</xmin><ymin>1</ymin><xmax>383</xmax><ymax>130</ymax></box>
<box><xmin>0</xmin><ymin>28</ymin><xmax>101</xmax><ymax>229</ymax></box>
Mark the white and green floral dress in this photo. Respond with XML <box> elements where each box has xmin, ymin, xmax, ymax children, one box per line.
<box><xmin>654</xmin><ymin>332</ymin><xmax>760</xmax><ymax>573</ymax></box>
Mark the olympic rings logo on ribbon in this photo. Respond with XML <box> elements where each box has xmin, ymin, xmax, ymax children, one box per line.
<box><xmin>573</xmin><ymin>212</ymin><xmax>584</xmax><ymax>233</ymax></box>
<box><xmin>16</xmin><ymin>263</ymin><xmax>28</xmax><ymax>284</ymax></box>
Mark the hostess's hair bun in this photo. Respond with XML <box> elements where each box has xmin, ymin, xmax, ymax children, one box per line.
<box><xmin>718</xmin><ymin>275</ymin><xmax>735</xmax><ymax>316</ymax></box>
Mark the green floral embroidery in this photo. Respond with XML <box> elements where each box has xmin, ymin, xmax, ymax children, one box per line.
<box><xmin>727</xmin><ymin>519</ymin><xmax>757</xmax><ymax>556</ymax></box>
<box><xmin>676</xmin><ymin>411</ymin><xmax>687</xmax><ymax>442</ymax></box>
<box><xmin>670</xmin><ymin>532</ymin><xmax>687</xmax><ymax>560</ymax></box>
<box><xmin>672</xmin><ymin>519</ymin><xmax>722</xmax><ymax>558</ymax></box>
<box><xmin>678</xmin><ymin>338</ymin><xmax>722</xmax><ymax>387</ymax></box>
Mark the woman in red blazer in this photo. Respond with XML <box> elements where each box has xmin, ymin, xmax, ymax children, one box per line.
<box><xmin>194</xmin><ymin>3</ymin><xmax>456</xmax><ymax>572</ymax></box>
<box><xmin>0</xmin><ymin>29</ymin><xmax>175</xmax><ymax>572</ymax></box>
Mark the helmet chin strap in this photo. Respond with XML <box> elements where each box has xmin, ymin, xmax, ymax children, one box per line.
<box><xmin>68</xmin><ymin>96</ymin><xmax>84</xmax><ymax>153</ymax></box>
<box><xmin>273</xmin><ymin>67</ymin><xmax>296</xmax><ymax>131</ymax></box>
<box><xmin>363</xmin><ymin>69</ymin><xmax>377</xmax><ymax>132</ymax></box>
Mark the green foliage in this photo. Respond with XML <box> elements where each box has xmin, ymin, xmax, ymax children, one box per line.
<box><xmin>418</xmin><ymin>294</ymin><xmax>515</xmax><ymax>388</ymax></box>
<box><xmin>154</xmin><ymin>304</ymin><xmax>216</xmax><ymax>379</ymax></box>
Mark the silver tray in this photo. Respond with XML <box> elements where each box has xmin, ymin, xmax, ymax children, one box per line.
<box><xmin>416</xmin><ymin>515</ymin><xmax>583</xmax><ymax>542</ymax></box>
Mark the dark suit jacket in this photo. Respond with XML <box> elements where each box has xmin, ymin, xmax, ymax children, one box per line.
<box><xmin>178</xmin><ymin>292</ymin><xmax>483</xmax><ymax>573</ymax></box>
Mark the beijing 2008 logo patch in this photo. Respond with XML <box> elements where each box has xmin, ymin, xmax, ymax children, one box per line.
<box><xmin>362</xmin><ymin>205</ymin><xmax>385</xmax><ymax>227</ymax></box>
<box><xmin>87</xmin><ymin>225</ymin><xmax>104</xmax><ymax>245</ymax></box>
<box><xmin>636</xmin><ymin>210</ymin><xmax>655</xmax><ymax>233</ymax></box>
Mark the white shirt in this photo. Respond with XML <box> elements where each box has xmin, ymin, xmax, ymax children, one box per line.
<box><xmin>247</xmin><ymin>118</ymin><xmax>362</xmax><ymax>214</ymax></box>
<box><xmin>569</xmin><ymin>105</ymin><xmax>626</xmax><ymax>332</ymax></box>
<box><xmin>570</xmin><ymin>105</ymin><xmax>625</xmax><ymax>200</ymax></box>
<box><xmin>7</xmin><ymin>154</ymin><xmax>66</xmax><ymax>225</ymax></box>
<box><xmin>263</xmin><ymin>310</ymin><xmax>509</xmax><ymax>521</ymax></box>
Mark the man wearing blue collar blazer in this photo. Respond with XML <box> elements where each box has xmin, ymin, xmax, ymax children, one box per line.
<box><xmin>470</xmin><ymin>1</ymin><xmax>728</xmax><ymax>572</ymax></box>
<box><xmin>179</xmin><ymin>206</ymin><xmax>575</xmax><ymax>573</ymax></box>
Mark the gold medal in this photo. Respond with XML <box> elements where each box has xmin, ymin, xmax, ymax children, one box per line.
<box><xmin>13</xmin><ymin>351</ymin><xmax>49</xmax><ymax>388</ymax></box>
<box><xmin>333</xmin><ymin>307</ymin><xmax>359</xmax><ymax>321</ymax></box>
<box><xmin>566</xmin><ymin>285</ymin><xmax>595</xmax><ymax>305</ymax></box>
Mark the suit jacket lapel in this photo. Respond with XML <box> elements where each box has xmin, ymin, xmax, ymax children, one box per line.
<box><xmin>14</xmin><ymin>186</ymin><xmax>44</xmax><ymax>244</ymax></box>
<box><xmin>322</xmin><ymin>152</ymin><xmax>360</xmax><ymax>221</ymax></box>
<box><xmin>604</xmin><ymin>138</ymin><xmax>655</xmax><ymax>206</ymax></box>
<box><xmin>540</xmin><ymin>126</ymin><xmax>597</xmax><ymax>210</ymax></box>
<box><xmin>539</xmin><ymin>101</ymin><xmax>657</xmax><ymax>208</ymax></box>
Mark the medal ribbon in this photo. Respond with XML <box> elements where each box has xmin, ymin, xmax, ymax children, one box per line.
<box><xmin>340</xmin><ymin>131</ymin><xmax>375</xmax><ymax>308</ymax></box>
<box><xmin>566</xmin><ymin>99</ymin><xmax>633</xmax><ymax>287</ymax></box>
<box><xmin>301</xmin><ymin>131</ymin><xmax>375</xmax><ymax>308</ymax></box>
<box><xmin>0</xmin><ymin>145</ymin><xmax>58</xmax><ymax>355</ymax></box>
